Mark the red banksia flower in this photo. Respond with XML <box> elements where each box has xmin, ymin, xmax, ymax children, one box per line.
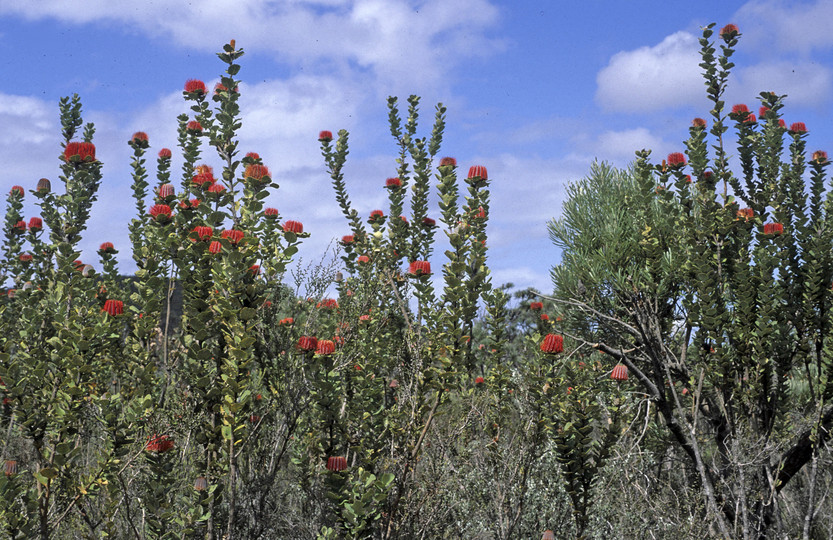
<box><xmin>789</xmin><ymin>122</ymin><xmax>808</xmax><ymax>134</ymax></box>
<box><xmin>422</xmin><ymin>217</ymin><xmax>436</xmax><ymax>228</ymax></box>
<box><xmin>326</xmin><ymin>456</ymin><xmax>347</xmax><ymax>472</ymax></box>
<box><xmin>529</xmin><ymin>301</ymin><xmax>543</xmax><ymax>311</ymax></box>
<box><xmin>207</xmin><ymin>183</ymin><xmax>226</xmax><ymax>195</ymax></box>
<box><xmin>7</xmin><ymin>289</ymin><xmax>15</xmax><ymax>299</ymax></box>
<box><xmin>297</xmin><ymin>336</ymin><xmax>318</xmax><ymax>352</ymax></box>
<box><xmin>341</xmin><ymin>235</ymin><xmax>354</xmax><ymax>245</ymax></box>
<box><xmin>475</xmin><ymin>376</ymin><xmax>485</xmax><ymax>384</ymax></box>
<box><xmin>130</xmin><ymin>131</ymin><xmax>149</xmax><ymax>144</ymax></box>
<box><xmin>99</xmin><ymin>241</ymin><xmax>116</xmax><ymax>254</ymax></box>
<box><xmin>13</xmin><ymin>220</ymin><xmax>25</xmax><ymax>233</ymax></box>
<box><xmin>192</xmin><ymin>226</ymin><xmax>213</xmax><ymax>241</ymax></box>
<box><xmin>192</xmin><ymin>172</ymin><xmax>215</xmax><ymax>187</ymax></box>
<box><xmin>249</xmin><ymin>265</ymin><xmax>260</xmax><ymax>275</ymax></box>
<box><xmin>28</xmin><ymin>217</ymin><xmax>43</xmax><ymax>232</ymax></box>
<box><xmin>736</xmin><ymin>208</ymin><xmax>754</xmax><ymax>221</ymax></box>
<box><xmin>316</xmin><ymin>339</ymin><xmax>336</xmax><ymax>355</ymax></box>
<box><xmin>318</xmin><ymin>130</ymin><xmax>333</xmax><ymax>142</ymax></box>
<box><xmin>358</xmin><ymin>255</ymin><xmax>370</xmax><ymax>264</ymax></box>
<box><xmin>157</xmin><ymin>183</ymin><xmax>175</xmax><ymax>199</ymax></box>
<box><xmin>208</xmin><ymin>240</ymin><xmax>222</xmax><ymax>254</ymax></box>
<box><xmin>145</xmin><ymin>434</ymin><xmax>175</xmax><ymax>453</ymax></box>
<box><xmin>264</xmin><ymin>207</ymin><xmax>279</xmax><ymax>218</ymax></box>
<box><xmin>692</xmin><ymin>117</ymin><xmax>707</xmax><ymax>129</ymax></box>
<box><xmin>36</xmin><ymin>178</ymin><xmax>51</xmax><ymax>193</ymax></box>
<box><xmin>245</xmin><ymin>164</ymin><xmax>271</xmax><ymax>183</ymax></box>
<box><xmin>540</xmin><ymin>334</ymin><xmax>564</xmax><ymax>354</ymax></box>
<box><xmin>719</xmin><ymin>23</ymin><xmax>739</xmax><ymax>39</ymax></box>
<box><xmin>611</xmin><ymin>363</ymin><xmax>629</xmax><ymax>381</ymax></box>
<box><xmin>317</xmin><ymin>298</ymin><xmax>339</xmax><ymax>309</ymax></box>
<box><xmin>467</xmin><ymin>165</ymin><xmax>488</xmax><ymax>184</ymax></box>
<box><xmin>439</xmin><ymin>157</ymin><xmax>457</xmax><ymax>167</ymax></box>
<box><xmin>369</xmin><ymin>210</ymin><xmax>385</xmax><ymax>222</ymax></box>
<box><xmin>64</xmin><ymin>142</ymin><xmax>96</xmax><ymax>163</ymax></box>
<box><xmin>283</xmin><ymin>220</ymin><xmax>303</xmax><ymax>234</ymax></box>
<box><xmin>184</xmin><ymin>79</ymin><xmax>206</xmax><ymax>95</ymax></box>
<box><xmin>102</xmin><ymin>299</ymin><xmax>124</xmax><ymax>316</ymax></box>
<box><xmin>149</xmin><ymin>204</ymin><xmax>172</xmax><ymax>222</ymax></box>
<box><xmin>812</xmin><ymin>150</ymin><xmax>828</xmax><ymax>164</ymax></box>
<box><xmin>186</xmin><ymin>120</ymin><xmax>203</xmax><ymax>133</ymax></box>
<box><xmin>4</xmin><ymin>460</ymin><xmax>18</xmax><ymax>477</ymax></box>
<box><xmin>9</xmin><ymin>185</ymin><xmax>24</xmax><ymax>197</ymax></box>
<box><xmin>731</xmin><ymin>104</ymin><xmax>749</xmax><ymax>115</ymax></box>
<box><xmin>666</xmin><ymin>152</ymin><xmax>687</xmax><ymax>168</ymax></box>
<box><xmin>385</xmin><ymin>177</ymin><xmax>402</xmax><ymax>188</ymax></box>
<box><xmin>542</xmin><ymin>530</ymin><xmax>555</xmax><ymax>540</ymax></box>
<box><xmin>158</xmin><ymin>148</ymin><xmax>172</xmax><ymax>159</ymax></box>
<box><xmin>246</xmin><ymin>151</ymin><xmax>260</xmax><ymax>160</ymax></box>
<box><xmin>408</xmin><ymin>261</ymin><xmax>431</xmax><ymax>277</ymax></box>
<box><xmin>279</xmin><ymin>317</ymin><xmax>294</xmax><ymax>325</ymax></box>
<box><xmin>19</xmin><ymin>253</ymin><xmax>32</xmax><ymax>263</ymax></box>
<box><xmin>763</xmin><ymin>222</ymin><xmax>784</xmax><ymax>235</ymax></box>
<box><xmin>221</xmin><ymin>229</ymin><xmax>244</xmax><ymax>244</ymax></box>
<box><xmin>540</xmin><ymin>314</ymin><xmax>549</xmax><ymax>321</ymax></box>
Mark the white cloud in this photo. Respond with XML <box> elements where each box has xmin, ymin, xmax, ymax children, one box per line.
<box><xmin>735</xmin><ymin>0</ymin><xmax>833</xmax><ymax>55</ymax></box>
<box><xmin>727</xmin><ymin>61</ymin><xmax>832</xmax><ymax>108</ymax></box>
<box><xmin>595</xmin><ymin>31</ymin><xmax>704</xmax><ymax>113</ymax></box>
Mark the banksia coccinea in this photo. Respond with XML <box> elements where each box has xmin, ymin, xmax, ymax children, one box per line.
<box><xmin>19</xmin><ymin>253</ymin><xmax>32</xmax><ymax>263</ymax></box>
<box><xmin>611</xmin><ymin>363</ymin><xmax>629</xmax><ymax>381</ymax></box>
<box><xmin>207</xmin><ymin>183</ymin><xmax>226</xmax><ymax>196</ymax></box>
<box><xmin>64</xmin><ymin>142</ymin><xmax>96</xmax><ymax>163</ymax></box>
<box><xmin>4</xmin><ymin>460</ymin><xmax>18</xmax><ymax>477</ymax></box>
<box><xmin>184</xmin><ymin>79</ymin><xmax>207</xmax><ymax>96</ymax></box>
<box><xmin>28</xmin><ymin>217</ymin><xmax>43</xmax><ymax>232</ymax></box>
<box><xmin>407</xmin><ymin>261</ymin><xmax>432</xmax><ymax>277</ymax></box>
<box><xmin>221</xmin><ymin>229</ymin><xmax>244</xmax><ymax>244</ymax></box>
<box><xmin>529</xmin><ymin>301</ymin><xmax>543</xmax><ymax>311</ymax></box>
<box><xmin>145</xmin><ymin>434</ymin><xmax>175</xmax><ymax>453</ymax></box>
<box><xmin>422</xmin><ymin>217</ymin><xmax>436</xmax><ymax>228</ymax></box>
<box><xmin>666</xmin><ymin>152</ymin><xmax>686</xmax><ymax>168</ymax></box>
<box><xmin>439</xmin><ymin>157</ymin><xmax>457</xmax><ymax>167</ymax></box>
<box><xmin>244</xmin><ymin>164</ymin><xmax>271</xmax><ymax>185</ymax></box>
<box><xmin>540</xmin><ymin>334</ymin><xmax>564</xmax><ymax>354</ymax></box>
<box><xmin>719</xmin><ymin>23</ymin><xmax>739</xmax><ymax>40</ymax></box>
<box><xmin>692</xmin><ymin>117</ymin><xmax>707</xmax><ymax>129</ymax></box>
<box><xmin>326</xmin><ymin>456</ymin><xmax>347</xmax><ymax>472</ymax></box>
<box><xmin>130</xmin><ymin>132</ymin><xmax>149</xmax><ymax>147</ymax></box>
<box><xmin>158</xmin><ymin>148</ymin><xmax>172</xmax><ymax>159</ymax></box>
<box><xmin>208</xmin><ymin>241</ymin><xmax>222</xmax><ymax>254</ymax></box>
<box><xmin>186</xmin><ymin>120</ymin><xmax>203</xmax><ymax>133</ymax></box>
<box><xmin>13</xmin><ymin>221</ymin><xmax>26</xmax><ymax>234</ymax></box>
<box><xmin>541</xmin><ymin>531</ymin><xmax>555</xmax><ymax>540</ymax></box>
<box><xmin>9</xmin><ymin>186</ymin><xmax>24</xmax><ymax>198</ymax></box>
<box><xmin>317</xmin><ymin>298</ymin><xmax>339</xmax><ymax>309</ymax></box>
<box><xmin>102</xmin><ymin>299</ymin><xmax>124</xmax><ymax>316</ymax></box>
<box><xmin>283</xmin><ymin>220</ymin><xmax>303</xmax><ymax>234</ymax></box>
<box><xmin>369</xmin><ymin>210</ymin><xmax>385</xmax><ymax>222</ymax></box>
<box><xmin>315</xmin><ymin>340</ymin><xmax>336</xmax><ymax>355</ymax></box>
<box><xmin>98</xmin><ymin>242</ymin><xmax>116</xmax><ymax>254</ymax></box>
<box><xmin>297</xmin><ymin>336</ymin><xmax>318</xmax><ymax>352</ymax></box>
<box><xmin>475</xmin><ymin>376</ymin><xmax>485</xmax><ymax>384</ymax></box>
<box><xmin>149</xmin><ymin>204</ymin><xmax>172</xmax><ymax>222</ymax></box>
<box><xmin>385</xmin><ymin>177</ymin><xmax>402</xmax><ymax>188</ymax></box>
<box><xmin>812</xmin><ymin>150</ymin><xmax>828</xmax><ymax>164</ymax></box>
<box><xmin>194</xmin><ymin>477</ymin><xmax>208</xmax><ymax>491</ymax></box>
<box><xmin>36</xmin><ymin>178</ymin><xmax>51</xmax><ymax>193</ymax></box>
<box><xmin>318</xmin><ymin>130</ymin><xmax>333</xmax><ymax>142</ymax></box>
<box><xmin>467</xmin><ymin>165</ymin><xmax>488</xmax><ymax>186</ymax></box>
<box><xmin>264</xmin><ymin>207</ymin><xmax>279</xmax><ymax>218</ymax></box>
<box><xmin>341</xmin><ymin>235</ymin><xmax>354</xmax><ymax>245</ymax></box>
<box><xmin>736</xmin><ymin>208</ymin><xmax>754</xmax><ymax>221</ymax></box>
<box><xmin>763</xmin><ymin>223</ymin><xmax>784</xmax><ymax>235</ymax></box>
<box><xmin>789</xmin><ymin>122</ymin><xmax>808</xmax><ymax>134</ymax></box>
<box><xmin>358</xmin><ymin>255</ymin><xmax>370</xmax><ymax>264</ymax></box>
<box><xmin>192</xmin><ymin>226</ymin><xmax>213</xmax><ymax>241</ymax></box>
<box><xmin>157</xmin><ymin>184</ymin><xmax>175</xmax><ymax>199</ymax></box>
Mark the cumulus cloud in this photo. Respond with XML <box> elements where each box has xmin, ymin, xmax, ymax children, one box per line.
<box><xmin>727</xmin><ymin>61</ymin><xmax>833</xmax><ymax>108</ymax></box>
<box><xmin>595</xmin><ymin>31</ymin><xmax>704</xmax><ymax>113</ymax></box>
<box><xmin>735</xmin><ymin>0</ymin><xmax>833</xmax><ymax>55</ymax></box>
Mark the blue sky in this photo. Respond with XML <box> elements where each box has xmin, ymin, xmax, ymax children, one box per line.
<box><xmin>2</xmin><ymin>0</ymin><xmax>833</xmax><ymax>293</ymax></box>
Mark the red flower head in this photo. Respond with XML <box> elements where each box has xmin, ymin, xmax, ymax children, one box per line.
<box><xmin>64</xmin><ymin>142</ymin><xmax>96</xmax><ymax>163</ymax></box>
<box><xmin>249</xmin><ymin>264</ymin><xmax>260</xmax><ymax>275</ymax></box>
<box><xmin>369</xmin><ymin>210</ymin><xmax>385</xmax><ymax>222</ymax></box>
<box><xmin>385</xmin><ymin>177</ymin><xmax>402</xmax><ymax>188</ymax></box>
<box><xmin>421</xmin><ymin>217</ymin><xmax>437</xmax><ymax>228</ymax></box>
<box><xmin>157</xmin><ymin>183</ymin><xmax>175</xmax><ymax>199</ymax></box>
<box><xmin>192</xmin><ymin>226</ymin><xmax>213</xmax><ymax>241</ymax></box>
<box><xmin>158</xmin><ymin>148</ymin><xmax>172</xmax><ymax>159</ymax></box>
<box><xmin>36</xmin><ymin>178</ymin><xmax>51</xmax><ymax>193</ymax></box>
<box><xmin>244</xmin><ymin>164</ymin><xmax>271</xmax><ymax>185</ymax></box>
<box><xmin>73</xmin><ymin>260</ymin><xmax>84</xmax><ymax>271</ymax></box>
<box><xmin>19</xmin><ymin>253</ymin><xmax>32</xmax><ymax>263</ymax></box>
<box><xmin>102</xmin><ymin>299</ymin><xmax>124</xmax><ymax>316</ymax></box>
<box><xmin>130</xmin><ymin>132</ymin><xmax>149</xmax><ymax>147</ymax></box>
<box><xmin>399</xmin><ymin>215</ymin><xmax>408</xmax><ymax>224</ymax></box>
<box><xmin>341</xmin><ymin>235</ymin><xmax>354</xmax><ymax>245</ymax></box>
<box><xmin>540</xmin><ymin>334</ymin><xmax>564</xmax><ymax>354</ymax></box>
<box><xmin>475</xmin><ymin>376</ymin><xmax>485</xmax><ymax>384</ymax></box>
<box><xmin>279</xmin><ymin>317</ymin><xmax>294</xmax><ymax>326</ymax></box>
<box><xmin>389</xmin><ymin>379</ymin><xmax>399</xmax><ymax>388</ymax></box>
<box><xmin>778</xmin><ymin>119</ymin><xmax>786</xmax><ymax>128</ymax></box>
<box><xmin>246</xmin><ymin>151</ymin><xmax>260</xmax><ymax>160</ymax></box>
<box><xmin>194</xmin><ymin>477</ymin><xmax>208</xmax><ymax>491</ymax></box>
<box><xmin>145</xmin><ymin>434</ymin><xmax>175</xmax><ymax>453</ymax></box>
<box><xmin>318</xmin><ymin>130</ymin><xmax>333</xmax><ymax>142</ymax></box>
<box><xmin>475</xmin><ymin>206</ymin><xmax>486</xmax><ymax>219</ymax></box>
<box><xmin>264</xmin><ymin>207</ymin><xmax>279</xmax><ymax>218</ymax></box>
<box><xmin>736</xmin><ymin>208</ymin><xmax>754</xmax><ymax>221</ymax></box>
<box><xmin>283</xmin><ymin>220</ymin><xmax>304</xmax><ymax>234</ymax></box>
<box><xmin>9</xmin><ymin>185</ymin><xmax>24</xmax><ymax>198</ymax></box>
<box><xmin>326</xmin><ymin>456</ymin><xmax>347</xmax><ymax>472</ymax></box>
<box><xmin>439</xmin><ymin>157</ymin><xmax>457</xmax><ymax>167</ymax></box>
<box><xmin>358</xmin><ymin>255</ymin><xmax>370</xmax><ymax>264</ymax></box>
<box><xmin>99</xmin><ymin>241</ymin><xmax>116</xmax><ymax>254</ymax></box>
<box><xmin>692</xmin><ymin>118</ymin><xmax>707</xmax><ymax>129</ymax></box>
<box><xmin>759</xmin><ymin>106</ymin><xmax>771</xmax><ymax>118</ymax></box>
<box><xmin>666</xmin><ymin>152</ymin><xmax>686</xmax><ymax>168</ymax></box>
<box><xmin>186</xmin><ymin>120</ymin><xmax>203</xmax><ymax>134</ymax></box>
<box><xmin>317</xmin><ymin>298</ymin><xmax>339</xmax><ymax>309</ymax></box>
<box><xmin>611</xmin><ymin>363</ymin><xmax>629</xmax><ymax>382</ymax></box>
<box><xmin>789</xmin><ymin>122</ymin><xmax>808</xmax><ymax>134</ymax></box>
<box><xmin>184</xmin><ymin>79</ymin><xmax>207</xmax><ymax>96</ymax></box>
<box><xmin>745</xmin><ymin>114</ymin><xmax>757</xmax><ymax>124</ymax></box>
<box><xmin>221</xmin><ymin>229</ymin><xmax>244</xmax><ymax>244</ymax></box>
<box><xmin>467</xmin><ymin>165</ymin><xmax>488</xmax><ymax>186</ymax></box>
<box><xmin>315</xmin><ymin>339</ymin><xmax>336</xmax><ymax>355</ymax></box>
<box><xmin>28</xmin><ymin>217</ymin><xmax>43</xmax><ymax>232</ymax></box>
<box><xmin>297</xmin><ymin>336</ymin><xmax>318</xmax><ymax>352</ymax></box>
<box><xmin>192</xmin><ymin>172</ymin><xmax>215</xmax><ymax>187</ymax></box>
<box><xmin>408</xmin><ymin>260</ymin><xmax>432</xmax><ymax>277</ymax></box>
<box><xmin>812</xmin><ymin>150</ymin><xmax>829</xmax><ymax>164</ymax></box>
<box><xmin>207</xmin><ymin>183</ymin><xmax>226</xmax><ymax>196</ymax></box>
<box><xmin>529</xmin><ymin>301</ymin><xmax>543</xmax><ymax>311</ymax></box>
<box><xmin>540</xmin><ymin>313</ymin><xmax>549</xmax><ymax>321</ymax></box>
<box><xmin>208</xmin><ymin>240</ymin><xmax>222</xmax><ymax>254</ymax></box>
<box><xmin>13</xmin><ymin>220</ymin><xmax>26</xmax><ymax>234</ymax></box>
<box><xmin>719</xmin><ymin>23</ymin><xmax>739</xmax><ymax>40</ymax></box>
<box><xmin>763</xmin><ymin>222</ymin><xmax>784</xmax><ymax>235</ymax></box>
<box><xmin>4</xmin><ymin>460</ymin><xmax>18</xmax><ymax>477</ymax></box>
<box><xmin>542</xmin><ymin>530</ymin><xmax>555</xmax><ymax>540</ymax></box>
<box><xmin>6</xmin><ymin>289</ymin><xmax>15</xmax><ymax>299</ymax></box>
<box><xmin>731</xmin><ymin>104</ymin><xmax>749</xmax><ymax>115</ymax></box>
<box><xmin>149</xmin><ymin>204</ymin><xmax>173</xmax><ymax>222</ymax></box>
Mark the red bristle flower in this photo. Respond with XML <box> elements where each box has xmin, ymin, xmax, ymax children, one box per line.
<box><xmin>279</xmin><ymin>317</ymin><xmax>294</xmax><ymax>325</ymax></box>
<box><xmin>385</xmin><ymin>177</ymin><xmax>402</xmax><ymax>188</ymax></box>
<box><xmin>744</xmin><ymin>114</ymin><xmax>757</xmax><ymax>124</ymax></box>
<box><xmin>542</xmin><ymin>530</ymin><xmax>555</xmax><ymax>540</ymax></box>
<box><xmin>13</xmin><ymin>220</ymin><xmax>26</xmax><ymax>234</ymax></box>
<box><xmin>221</xmin><ymin>229</ymin><xmax>244</xmax><ymax>244</ymax></box>
<box><xmin>475</xmin><ymin>376</ymin><xmax>485</xmax><ymax>384</ymax></box>
<box><xmin>358</xmin><ymin>255</ymin><xmax>370</xmax><ymax>264</ymax></box>
<box><xmin>778</xmin><ymin>119</ymin><xmax>786</xmax><ymax>128</ymax></box>
<box><xmin>540</xmin><ymin>313</ymin><xmax>549</xmax><ymax>321</ymax></box>
<box><xmin>359</xmin><ymin>314</ymin><xmax>370</xmax><ymax>323</ymax></box>
<box><xmin>611</xmin><ymin>363</ymin><xmax>629</xmax><ymax>382</ymax></box>
<box><xmin>315</xmin><ymin>340</ymin><xmax>336</xmax><ymax>355</ymax></box>
<box><xmin>789</xmin><ymin>122</ymin><xmax>808</xmax><ymax>134</ymax></box>
<box><xmin>422</xmin><ymin>217</ymin><xmax>436</xmax><ymax>228</ymax></box>
<box><xmin>283</xmin><ymin>220</ymin><xmax>303</xmax><ymax>234</ymax></box>
<box><xmin>186</xmin><ymin>120</ymin><xmax>203</xmax><ymax>133</ymax></box>
<box><xmin>439</xmin><ymin>157</ymin><xmax>457</xmax><ymax>167</ymax></box>
<box><xmin>317</xmin><ymin>298</ymin><xmax>339</xmax><ymax>309</ymax></box>
<box><xmin>318</xmin><ymin>130</ymin><xmax>333</xmax><ymax>142</ymax></box>
<box><xmin>28</xmin><ymin>217</ymin><xmax>43</xmax><ymax>232</ymax></box>
<box><xmin>763</xmin><ymin>222</ymin><xmax>784</xmax><ymax>235</ymax></box>
<box><xmin>529</xmin><ymin>301</ymin><xmax>543</xmax><ymax>311</ymax></box>
<box><xmin>157</xmin><ymin>184</ymin><xmax>175</xmax><ymax>199</ymax></box>
<box><xmin>341</xmin><ymin>235</ymin><xmax>354</xmax><ymax>245</ymax></box>
<box><xmin>36</xmin><ymin>178</ymin><xmax>51</xmax><ymax>193</ymax></box>
<box><xmin>408</xmin><ymin>261</ymin><xmax>431</xmax><ymax>277</ymax></box>
<box><xmin>475</xmin><ymin>206</ymin><xmax>486</xmax><ymax>219</ymax></box>
<box><xmin>812</xmin><ymin>150</ymin><xmax>828</xmax><ymax>164</ymax></box>
<box><xmin>207</xmin><ymin>183</ymin><xmax>226</xmax><ymax>195</ymax></box>
<box><xmin>731</xmin><ymin>104</ymin><xmax>749</xmax><ymax>115</ymax></box>
<box><xmin>184</xmin><ymin>79</ymin><xmax>206</xmax><ymax>95</ymax></box>
<box><xmin>9</xmin><ymin>185</ymin><xmax>24</xmax><ymax>198</ymax></box>
<box><xmin>99</xmin><ymin>241</ymin><xmax>116</xmax><ymax>254</ymax></box>
<box><xmin>130</xmin><ymin>131</ymin><xmax>149</xmax><ymax>144</ymax></box>
<box><xmin>467</xmin><ymin>165</ymin><xmax>488</xmax><ymax>182</ymax></box>
<box><xmin>667</xmin><ymin>152</ymin><xmax>687</xmax><ymax>168</ymax></box>
<box><xmin>264</xmin><ymin>207</ymin><xmax>279</xmax><ymax>217</ymax></box>
<box><xmin>246</xmin><ymin>151</ymin><xmax>260</xmax><ymax>160</ymax></box>
<box><xmin>64</xmin><ymin>142</ymin><xmax>96</xmax><ymax>163</ymax></box>
<box><xmin>6</xmin><ymin>289</ymin><xmax>15</xmax><ymax>299</ymax></box>
<box><xmin>208</xmin><ymin>240</ymin><xmax>222</xmax><ymax>254</ymax></box>
<box><xmin>145</xmin><ymin>434</ymin><xmax>175</xmax><ymax>453</ymax></box>
<box><xmin>736</xmin><ymin>208</ymin><xmax>754</xmax><ymax>221</ymax></box>
<box><xmin>19</xmin><ymin>253</ymin><xmax>32</xmax><ymax>263</ymax></box>
<box><xmin>369</xmin><ymin>210</ymin><xmax>385</xmax><ymax>222</ymax></box>
<box><xmin>244</xmin><ymin>164</ymin><xmax>271</xmax><ymax>184</ymax></box>
<box><xmin>692</xmin><ymin>118</ymin><xmax>707</xmax><ymax>129</ymax></box>
<box><xmin>399</xmin><ymin>215</ymin><xmax>408</xmax><ymax>224</ymax></box>
<box><xmin>192</xmin><ymin>226</ymin><xmax>213</xmax><ymax>241</ymax></box>
<box><xmin>297</xmin><ymin>336</ymin><xmax>318</xmax><ymax>352</ymax></box>
<box><xmin>249</xmin><ymin>265</ymin><xmax>260</xmax><ymax>275</ymax></box>
<box><xmin>326</xmin><ymin>456</ymin><xmax>347</xmax><ymax>472</ymax></box>
<box><xmin>719</xmin><ymin>23</ymin><xmax>739</xmax><ymax>40</ymax></box>
<box><xmin>4</xmin><ymin>460</ymin><xmax>18</xmax><ymax>477</ymax></box>
<box><xmin>192</xmin><ymin>172</ymin><xmax>215</xmax><ymax>187</ymax></box>
<box><xmin>158</xmin><ymin>148</ymin><xmax>172</xmax><ymax>159</ymax></box>
<box><xmin>540</xmin><ymin>334</ymin><xmax>564</xmax><ymax>354</ymax></box>
<box><xmin>102</xmin><ymin>299</ymin><xmax>124</xmax><ymax>316</ymax></box>
<box><xmin>759</xmin><ymin>106</ymin><xmax>771</xmax><ymax>118</ymax></box>
<box><xmin>73</xmin><ymin>260</ymin><xmax>84</xmax><ymax>270</ymax></box>
<box><xmin>149</xmin><ymin>204</ymin><xmax>172</xmax><ymax>222</ymax></box>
